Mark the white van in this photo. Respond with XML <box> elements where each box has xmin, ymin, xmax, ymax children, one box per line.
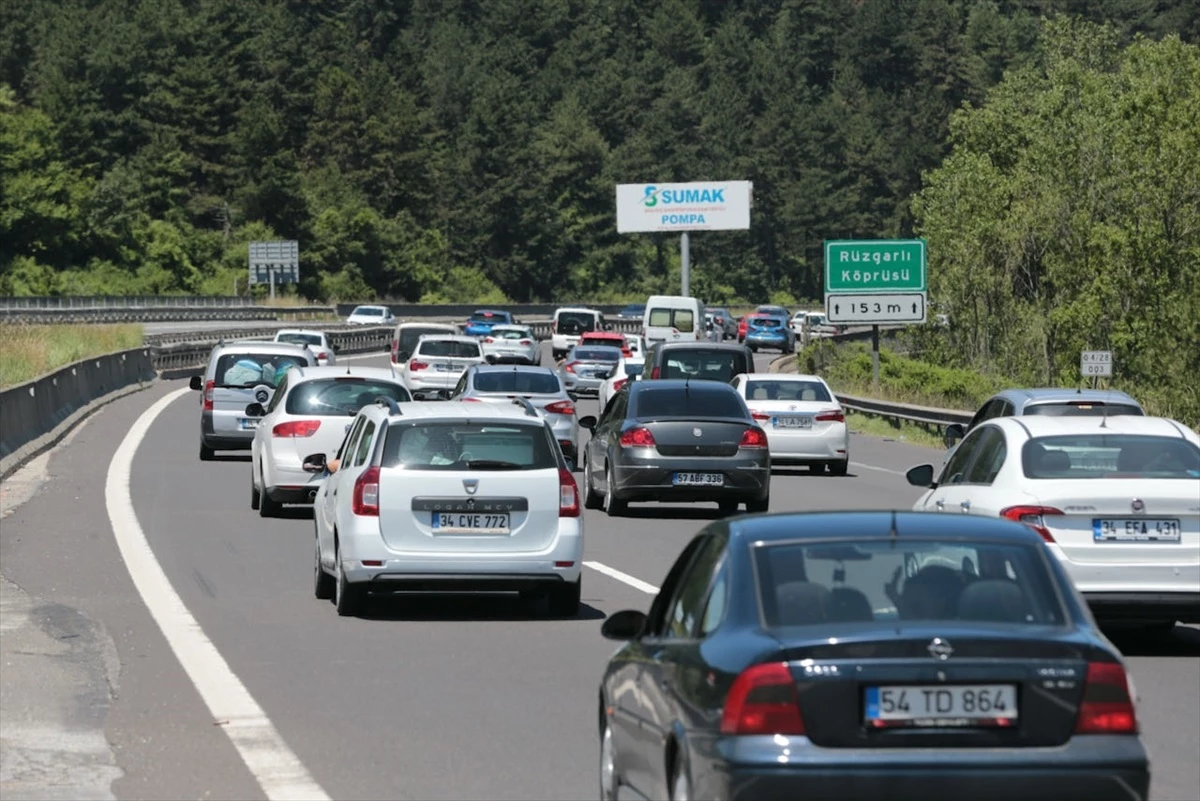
<box><xmin>642</xmin><ymin>295</ymin><xmax>704</xmax><ymax>349</ymax></box>
<box><xmin>550</xmin><ymin>307</ymin><xmax>606</xmax><ymax>361</ymax></box>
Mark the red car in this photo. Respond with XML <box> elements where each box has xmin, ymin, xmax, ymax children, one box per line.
<box><xmin>579</xmin><ymin>331</ymin><xmax>632</xmax><ymax>358</ymax></box>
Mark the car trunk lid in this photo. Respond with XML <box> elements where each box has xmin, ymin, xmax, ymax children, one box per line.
<box><xmin>639</xmin><ymin>418</ymin><xmax>749</xmax><ymax>457</ymax></box>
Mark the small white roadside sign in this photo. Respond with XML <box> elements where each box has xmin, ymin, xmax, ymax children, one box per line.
<box><xmin>825</xmin><ymin>292</ymin><xmax>927</xmax><ymax>324</ymax></box>
<box><xmin>1081</xmin><ymin>350</ymin><xmax>1113</xmax><ymax>377</ymax></box>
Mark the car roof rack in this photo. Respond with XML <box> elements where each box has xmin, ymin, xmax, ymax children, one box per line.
<box><xmin>510</xmin><ymin>397</ymin><xmax>539</xmax><ymax>417</ymax></box>
<box><xmin>373</xmin><ymin>396</ymin><xmax>403</xmax><ymax>415</ymax></box>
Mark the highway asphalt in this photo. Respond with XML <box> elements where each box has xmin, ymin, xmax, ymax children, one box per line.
<box><xmin>0</xmin><ymin>347</ymin><xmax>1196</xmax><ymax>800</ymax></box>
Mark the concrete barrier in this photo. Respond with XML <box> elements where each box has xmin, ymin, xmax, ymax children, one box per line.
<box><xmin>0</xmin><ymin>348</ymin><xmax>157</xmax><ymax>481</ymax></box>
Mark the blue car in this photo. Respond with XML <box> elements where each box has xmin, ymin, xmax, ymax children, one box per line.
<box><xmin>744</xmin><ymin>314</ymin><xmax>795</xmax><ymax>353</ymax></box>
<box><xmin>462</xmin><ymin>309</ymin><xmax>514</xmax><ymax>337</ymax></box>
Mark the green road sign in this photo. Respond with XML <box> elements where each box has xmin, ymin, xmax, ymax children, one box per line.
<box><xmin>824</xmin><ymin>239</ymin><xmax>926</xmax><ymax>293</ymax></box>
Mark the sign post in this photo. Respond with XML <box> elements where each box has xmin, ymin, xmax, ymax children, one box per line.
<box><xmin>1081</xmin><ymin>350</ymin><xmax>1113</xmax><ymax>389</ymax></box>
<box><xmin>823</xmin><ymin>239</ymin><xmax>928</xmax><ymax>392</ymax></box>
<box><xmin>617</xmin><ymin>182</ymin><xmax>752</xmax><ymax>297</ymax></box>
<box><xmin>248</xmin><ymin>240</ymin><xmax>300</xmax><ymax>300</ymax></box>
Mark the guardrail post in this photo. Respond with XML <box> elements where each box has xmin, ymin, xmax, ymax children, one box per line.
<box><xmin>871</xmin><ymin>324</ymin><xmax>880</xmax><ymax>393</ymax></box>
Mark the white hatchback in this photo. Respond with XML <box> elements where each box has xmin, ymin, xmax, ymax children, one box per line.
<box><xmin>402</xmin><ymin>335</ymin><xmax>486</xmax><ymax>399</ymax></box>
<box><xmin>306</xmin><ymin>400</ymin><xmax>584</xmax><ymax>617</ymax></box>
<box><xmin>248</xmin><ymin>366</ymin><xmax>411</xmax><ymax>517</ymax></box>
<box><xmin>273</xmin><ymin>328</ymin><xmax>337</xmax><ymax>366</ymax></box>
<box><xmin>597</xmin><ymin>359</ymin><xmax>644</xmax><ymax>410</ymax></box>
<box><xmin>731</xmin><ymin>373</ymin><xmax>849</xmax><ymax>475</ymax></box>
<box><xmin>480</xmin><ymin>324</ymin><xmax>540</xmax><ymax>365</ymax></box>
<box><xmin>905</xmin><ymin>415</ymin><xmax>1200</xmax><ymax>629</ymax></box>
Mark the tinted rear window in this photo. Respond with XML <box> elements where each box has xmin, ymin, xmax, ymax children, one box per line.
<box><xmin>647</xmin><ymin>308</ymin><xmax>695</xmax><ymax>330</ymax></box>
<box><xmin>214</xmin><ymin>352</ymin><xmax>309</xmax><ymax>387</ymax></box>
<box><xmin>635</xmin><ymin>386</ymin><xmax>748</xmax><ymax>419</ymax></box>
<box><xmin>492</xmin><ymin>329</ymin><xmax>532</xmax><ymax>340</ymax></box>
<box><xmin>381</xmin><ymin>422</ymin><xmax>556</xmax><ymax>470</ymax></box>
<box><xmin>353</xmin><ymin>306</ymin><xmax>384</xmax><ymax>315</ymax></box>
<box><xmin>754</xmin><ymin>540</ymin><xmax>1065</xmax><ymax>627</ymax></box>
<box><xmin>660</xmin><ymin>350</ymin><xmax>747</xmax><ymax>382</ymax></box>
<box><xmin>1024</xmin><ymin>402</ymin><xmax>1143</xmax><ymax>418</ymax></box>
<box><xmin>473</xmin><ymin>371</ymin><xmax>561</xmax><ymax>394</ymax></box>
<box><xmin>399</xmin><ymin>327</ymin><xmax>455</xmax><ymax>354</ymax></box>
<box><xmin>286</xmin><ymin>379</ymin><xmax>411</xmax><ymax>415</ymax></box>
<box><xmin>573</xmin><ymin>347</ymin><xmax>622</xmax><ymax>362</ymax></box>
<box><xmin>470</xmin><ymin>311</ymin><xmax>508</xmax><ymax>322</ymax></box>
<box><xmin>749</xmin><ymin>318</ymin><xmax>783</xmax><ymax>329</ymax></box>
<box><xmin>1022</xmin><ymin>434</ymin><xmax>1200</xmax><ymax>479</ymax></box>
<box><xmin>556</xmin><ymin>312</ymin><xmax>597</xmax><ymax>334</ymax></box>
<box><xmin>417</xmin><ymin>340</ymin><xmax>481</xmax><ymax>358</ymax></box>
<box><xmin>745</xmin><ymin>380</ymin><xmax>831</xmax><ymax>402</ymax></box>
<box><xmin>276</xmin><ymin>333</ymin><xmax>322</xmax><ymax>346</ymax></box>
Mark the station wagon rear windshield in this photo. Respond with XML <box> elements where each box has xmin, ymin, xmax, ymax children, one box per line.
<box><xmin>1024</xmin><ymin>401</ymin><xmax>1143</xmax><ymax>418</ymax></box>
<box><xmin>473</xmin><ymin>371</ymin><xmax>560</xmax><ymax>394</ymax></box>
<box><xmin>382</xmin><ymin>422</ymin><xmax>556</xmax><ymax>470</ymax></box>
<box><xmin>557</xmin><ymin>312</ymin><xmax>598</xmax><ymax>334</ymax></box>
<box><xmin>745</xmin><ymin>380</ymin><xmax>831</xmax><ymax>402</ymax></box>
<box><xmin>276</xmin><ymin>333</ymin><xmax>322</xmax><ymax>347</ymax></box>
<box><xmin>635</xmin><ymin>386</ymin><xmax>748</xmax><ymax>419</ymax></box>
<box><xmin>754</xmin><ymin>539</ymin><xmax>1065</xmax><ymax>628</ymax></box>
<box><xmin>399</xmin><ymin>327</ymin><xmax>454</xmax><ymax>356</ymax></box>
<box><xmin>661</xmin><ymin>351</ymin><xmax>746</xmax><ymax>382</ymax></box>
<box><xmin>286</xmin><ymin>378</ymin><xmax>411</xmax><ymax>415</ymax></box>
<box><xmin>417</xmin><ymin>340</ymin><xmax>481</xmax><ymax>358</ymax></box>
<box><xmin>1022</xmin><ymin>434</ymin><xmax>1200</xmax><ymax>479</ymax></box>
<box><xmin>214</xmin><ymin>353</ymin><xmax>309</xmax><ymax>388</ymax></box>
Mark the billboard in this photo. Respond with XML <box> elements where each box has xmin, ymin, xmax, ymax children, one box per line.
<box><xmin>616</xmin><ymin>181</ymin><xmax>752</xmax><ymax>233</ymax></box>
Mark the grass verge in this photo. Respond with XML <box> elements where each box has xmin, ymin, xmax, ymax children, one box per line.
<box><xmin>0</xmin><ymin>323</ymin><xmax>144</xmax><ymax>389</ymax></box>
<box><xmin>846</xmin><ymin>411</ymin><xmax>946</xmax><ymax>449</ymax></box>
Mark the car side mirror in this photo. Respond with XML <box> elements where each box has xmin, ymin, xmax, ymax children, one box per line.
<box><xmin>301</xmin><ymin>453</ymin><xmax>327</xmax><ymax>474</ymax></box>
<box><xmin>943</xmin><ymin>423</ymin><xmax>965</xmax><ymax>448</ymax></box>
<box><xmin>578</xmin><ymin>415</ymin><xmax>597</xmax><ymax>431</ymax></box>
<box><xmin>189</xmin><ymin>375</ymin><xmax>203</xmax><ymax>391</ymax></box>
<box><xmin>244</xmin><ymin>402</ymin><xmax>266</xmax><ymax>417</ymax></box>
<box><xmin>600</xmin><ymin>609</ymin><xmax>647</xmax><ymax>641</ymax></box>
<box><xmin>906</xmin><ymin>464</ymin><xmax>936</xmax><ymax>488</ymax></box>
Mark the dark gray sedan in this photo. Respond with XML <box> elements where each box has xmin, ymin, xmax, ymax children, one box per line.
<box><xmin>578</xmin><ymin>380</ymin><xmax>771</xmax><ymax>516</ymax></box>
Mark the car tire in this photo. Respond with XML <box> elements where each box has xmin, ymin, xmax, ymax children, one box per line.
<box><xmin>313</xmin><ymin>534</ymin><xmax>334</xmax><ymax>600</ymax></box>
<box><xmin>599</xmin><ymin>716</ymin><xmax>620</xmax><ymax>801</ymax></box>
<box><xmin>603</xmin><ymin>465</ymin><xmax>626</xmax><ymax>517</ymax></box>
<box><xmin>250</xmin><ymin>471</ymin><xmax>261</xmax><ymax>510</ymax></box>
<box><xmin>746</xmin><ymin>496</ymin><xmax>770</xmax><ymax>514</ymax></box>
<box><xmin>199</xmin><ymin>444</ymin><xmax>214</xmax><ymax>461</ymax></box>
<box><xmin>670</xmin><ymin>753</ymin><xmax>692</xmax><ymax>801</ymax></box>
<box><xmin>334</xmin><ymin>545</ymin><xmax>365</xmax><ymax>617</ymax></box>
<box><xmin>582</xmin><ymin>460</ymin><xmax>603</xmax><ymax>510</ymax></box>
<box><xmin>829</xmin><ymin>459</ymin><xmax>849</xmax><ymax>476</ymax></box>
<box><xmin>259</xmin><ymin>474</ymin><xmax>280</xmax><ymax>517</ymax></box>
<box><xmin>548</xmin><ymin>577</ymin><xmax>581</xmax><ymax>617</ymax></box>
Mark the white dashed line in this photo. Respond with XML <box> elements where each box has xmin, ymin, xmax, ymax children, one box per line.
<box><xmin>850</xmin><ymin>461</ymin><xmax>908</xmax><ymax>476</ymax></box>
<box><xmin>105</xmin><ymin>388</ymin><xmax>330</xmax><ymax>801</ymax></box>
<box><xmin>584</xmin><ymin>561</ymin><xmax>660</xmax><ymax>595</ymax></box>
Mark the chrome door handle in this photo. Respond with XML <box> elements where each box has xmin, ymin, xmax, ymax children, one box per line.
<box><xmin>935</xmin><ymin>499</ymin><xmax>945</xmax><ymax>511</ymax></box>
<box><xmin>960</xmin><ymin>500</ymin><xmax>971</xmax><ymax>511</ymax></box>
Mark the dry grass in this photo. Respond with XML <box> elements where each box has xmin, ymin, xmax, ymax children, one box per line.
<box><xmin>0</xmin><ymin>323</ymin><xmax>144</xmax><ymax>389</ymax></box>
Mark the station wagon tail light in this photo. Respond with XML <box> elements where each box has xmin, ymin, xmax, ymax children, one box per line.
<box><xmin>1075</xmin><ymin>661</ymin><xmax>1138</xmax><ymax>734</ymax></box>
<box><xmin>721</xmin><ymin>662</ymin><xmax>805</xmax><ymax>735</ymax></box>
<box><xmin>390</xmin><ymin>340</ymin><xmax>399</xmax><ymax>362</ymax></box>
<box><xmin>613</xmin><ymin>379</ymin><xmax>628</xmax><ymax>393</ymax></box>
<box><xmin>272</xmin><ymin>420</ymin><xmax>321</xmax><ymax>437</ymax></box>
<box><xmin>751</xmin><ymin>411</ymin><xmax>770</xmax><ymax>422</ymax></box>
<box><xmin>1000</xmin><ymin>505</ymin><xmax>1064</xmax><ymax>542</ymax></box>
<box><xmin>352</xmin><ymin>466</ymin><xmax>380</xmax><ymax>516</ymax></box>
<box><xmin>202</xmin><ymin>380</ymin><xmax>214</xmax><ymax>411</ymax></box>
<box><xmin>619</xmin><ymin>427</ymin><xmax>656</xmax><ymax>448</ymax></box>
<box><xmin>409</xmin><ymin>359</ymin><xmax>428</xmax><ymax>371</ymax></box>
<box><xmin>559</xmin><ymin>468</ymin><xmax>580</xmax><ymax>517</ymax></box>
<box><xmin>739</xmin><ymin>427</ymin><xmax>768</xmax><ymax>448</ymax></box>
<box><xmin>544</xmin><ymin>400</ymin><xmax>576</xmax><ymax>415</ymax></box>
<box><xmin>563</xmin><ymin>362</ymin><xmax>577</xmax><ymax>373</ymax></box>
<box><xmin>814</xmin><ymin>410</ymin><xmax>845</xmax><ymax>423</ymax></box>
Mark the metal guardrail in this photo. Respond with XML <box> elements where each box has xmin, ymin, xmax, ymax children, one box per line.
<box><xmin>0</xmin><ymin>295</ymin><xmax>260</xmax><ymax>309</ymax></box>
<box><xmin>0</xmin><ymin>305</ymin><xmax>336</xmax><ymax>324</ymax></box>
<box><xmin>835</xmin><ymin>393</ymin><xmax>972</xmax><ymax>427</ymax></box>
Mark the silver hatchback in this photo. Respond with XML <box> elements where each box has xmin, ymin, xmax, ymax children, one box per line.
<box><xmin>556</xmin><ymin>345</ymin><xmax>623</xmax><ymax>398</ymax></box>
<box><xmin>189</xmin><ymin>341</ymin><xmax>316</xmax><ymax>460</ymax></box>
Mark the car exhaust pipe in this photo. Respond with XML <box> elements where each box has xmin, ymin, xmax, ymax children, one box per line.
<box><xmin>308</xmin><ymin>489</ymin><xmax>318</xmax><ymax>502</ymax></box>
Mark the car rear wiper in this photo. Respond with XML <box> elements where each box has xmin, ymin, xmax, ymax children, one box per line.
<box><xmin>464</xmin><ymin>460</ymin><xmax>524</xmax><ymax>470</ymax></box>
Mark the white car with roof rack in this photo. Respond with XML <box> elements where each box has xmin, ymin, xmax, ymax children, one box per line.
<box><xmin>905</xmin><ymin>414</ymin><xmax>1200</xmax><ymax>630</ymax></box>
<box><xmin>246</xmin><ymin>366</ymin><xmax>412</xmax><ymax>517</ymax></box>
<box><xmin>273</xmin><ymin>328</ymin><xmax>338</xmax><ymax>366</ymax></box>
<box><xmin>304</xmin><ymin>398</ymin><xmax>584</xmax><ymax>617</ymax></box>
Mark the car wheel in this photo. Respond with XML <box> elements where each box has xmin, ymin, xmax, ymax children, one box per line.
<box><xmin>582</xmin><ymin>459</ymin><xmax>603</xmax><ymax>510</ymax></box>
<box><xmin>250</xmin><ymin>470</ymin><xmax>261</xmax><ymax>510</ymax></box>
<box><xmin>313</xmin><ymin>533</ymin><xmax>334</xmax><ymax>600</ymax></box>
<box><xmin>603</xmin><ymin>465</ymin><xmax>626</xmax><ymax>517</ymax></box>
<box><xmin>829</xmin><ymin>459</ymin><xmax>849</xmax><ymax>477</ymax></box>
<box><xmin>548</xmin><ymin>576</ymin><xmax>581</xmax><ymax>617</ymax></box>
<box><xmin>746</xmin><ymin>496</ymin><xmax>770</xmax><ymax>514</ymax></box>
<box><xmin>719</xmin><ymin>500</ymin><xmax>740</xmax><ymax>515</ymax></box>
<box><xmin>199</xmin><ymin>444</ymin><xmax>214</xmax><ymax>461</ymax></box>
<box><xmin>334</xmin><ymin>544</ymin><xmax>365</xmax><ymax>617</ymax></box>
<box><xmin>259</xmin><ymin>469</ymin><xmax>280</xmax><ymax>517</ymax></box>
<box><xmin>670</xmin><ymin>754</ymin><xmax>692</xmax><ymax>801</ymax></box>
<box><xmin>599</xmin><ymin>716</ymin><xmax>620</xmax><ymax>801</ymax></box>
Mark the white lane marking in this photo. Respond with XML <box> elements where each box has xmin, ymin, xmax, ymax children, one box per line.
<box><xmin>105</xmin><ymin>388</ymin><xmax>330</xmax><ymax>801</ymax></box>
<box><xmin>585</xmin><ymin>561</ymin><xmax>659</xmax><ymax>595</ymax></box>
<box><xmin>850</xmin><ymin>461</ymin><xmax>907</xmax><ymax>476</ymax></box>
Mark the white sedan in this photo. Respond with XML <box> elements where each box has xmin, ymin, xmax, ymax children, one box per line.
<box><xmin>480</xmin><ymin>324</ymin><xmax>540</xmax><ymax>365</ymax></box>
<box><xmin>905</xmin><ymin>415</ymin><xmax>1200</xmax><ymax>629</ymax></box>
<box><xmin>274</xmin><ymin>329</ymin><xmax>337</xmax><ymax>366</ymax></box>
<box><xmin>597</xmin><ymin>359</ymin><xmax>644</xmax><ymax>410</ymax></box>
<box><xmin>730</xmin><ymin>373</ymin><xmax>849</xmax><ymax>475</ymax></box>
<box><xmin>248</xmin><ymin>366</ymin><xmax>411</xmax><ymax>517</ymax></box>
<box><xmin>345</xmin><ymin>304</ymin><xmax>396</xmax><ymax>326</ymax></box>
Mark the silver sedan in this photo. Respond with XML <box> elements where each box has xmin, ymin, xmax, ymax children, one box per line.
<box><xmin>556</xmin><ymin>345</ymin><xmax>623</xmax><ymax>399</ymax></box>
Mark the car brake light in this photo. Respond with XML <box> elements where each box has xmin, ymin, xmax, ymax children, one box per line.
<box><xmin>409</xmin><ymin>359</ymin><xmax>428</xmax><ymax>371</ymax></box>
<box><xmin>544</xmin><ymin>400</ymin><xmax>576</xmax><ymax>415</ymax></box>
<box><xmin>1000</xmin><ymin>505</ymin><xmax>1064</xmax><ymax>542</ymax></box>
<box><xmin>720</xmin><ymin>662</ymin><xmax>804</xmax><ymax>735</ymax></box>
<box><xmin>814</xmin><ymin>410</ymin><xmax>845</xmax><ymax>423</ymax></box>
<box><xmin>352</xmin><ymin>466</ymin><xmax>380</xmax><ymax>516</ymax></box>
<box><xmin>613</xmin><ymin>379</ymin><xmax>627</xmax><ymax>392</ymax></box>
<box><xmin>272</xmin><ymin>420</ymin><xmax>321</xmax><ymax>437</ymax></box>
<box><xmin>460</xmin><ymin>397</ymin><xmax>482</xmax><ymax>402</ymax></box>
<box><xmin>519</xmin><ymin>339</ymin><xmax>532</xmax><ymax>345</ymax></box>
<box><xmin>564</xmin><ymin>362</ymin><xmax>577</xmax><ymax>373</ymax></box>
<box><xmin>1075</xmin><ymin>661</ymin><xmax>1138</xmax><ymax>734</ymax></box>
<box><xmin>751</xmin><ymin>411</ymin><xmax>770</xmax><ymax>422</ymax></box>
<box><xmin>739</xmin><ymin>427</ymin><xmax>768</xmax><ymax>448</ymax></box>
<box><xmin>482</xmin><ymin>337</ymin><xmax>494</xmax><ymax>343</ymax></box>
<box><xmin>619</xmin><ymin>427</ymin><xmax>656</xmax><ymax>448</ymax></box>
<box><xmin>559</xmin><ymin>467</ymin><xmax>580</xmax><ymax>517</ymax></box>
<box><xmin>316</xmin><ymin>351</ymin><xmax>329</xmax><ymax>360</ymax></box>
<box><xmin>650</xmin><ymin>366</ymin><xmax>660</xmax><ymax>379</ymax></box>
<box><xmin>202</xmin><ymin>379</ymin><xmax>214</xmax><ymax>411</ymax></box>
